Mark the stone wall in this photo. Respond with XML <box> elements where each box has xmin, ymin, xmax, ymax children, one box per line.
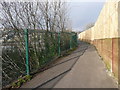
<box><xmin>79</xmin><ymin>0</ymin><xmax>120</xmax><ymax>83</ymax></box>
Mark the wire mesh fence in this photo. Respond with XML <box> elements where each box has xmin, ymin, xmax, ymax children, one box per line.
<box><xmin>2</xmin><ymin>29</ymin><xmax>78</xmax><ymax>87</ymax></box>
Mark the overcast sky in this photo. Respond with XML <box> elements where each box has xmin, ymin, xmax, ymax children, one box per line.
<box><xmin>69</xmin><ymin>1</ymin><xmax>105</xmax><ymax>32</ymax></box>
<box><xmin>0</xmin><ymin>0</ymin><xmax>106</xmax><ymax>31</ymax></box>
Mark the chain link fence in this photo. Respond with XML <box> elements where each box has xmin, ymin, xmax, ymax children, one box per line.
<box><xmin>2</xmin><ymin>29</ymin><xmax>78</xmax><ymax>87</ymax></box>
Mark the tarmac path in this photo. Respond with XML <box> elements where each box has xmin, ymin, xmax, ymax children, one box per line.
<box><xmin>21</xmin><ymin>41</ymin><xmax>118</xmax><ymax>89</ymax></box>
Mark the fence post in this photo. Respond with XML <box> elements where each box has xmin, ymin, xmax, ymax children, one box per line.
<box><xmin>70</xmin><ymin>33</ymin><xmax>72</xmax><ymax>49</ymax></box>
<box><xmin>112</xmin><ymin>38</ymin><xmax>114</xmax><ymax>73</ymax></box>
<box><xmin>75</xmin><ymin>33</ymin><xmax>78</xmax><ymax>46</ymax></box>
<box><xmin>58</xmin><ymin>32</ymin><xmax>61</xmax><ymax>56</ymax></box>
<box><xmin>24</xmin><ymin>29</ymin><xmax>30</xmax><ymax>75</ymax></box>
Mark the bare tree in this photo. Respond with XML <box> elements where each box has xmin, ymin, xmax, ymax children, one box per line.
<box><xmin>0</xmin><ymin>1</ymin><xmax>71</xmax><ymax>86</ymax></box>
<box><xmin>84</xmin><ymin>22</ymin><xmax>95</xmax><ymax>30</ymax></box>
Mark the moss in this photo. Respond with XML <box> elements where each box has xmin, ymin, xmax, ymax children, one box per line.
<box><xmin>112</xmin><ymin>71</ymin><xmax>118</xmax><ymax>79</ymax></box>
<box><xmin>105</xmin><ymin>61</ymin><xmax>111</xmax><ymax>71</ymax></box>
<box><xmin>11</xmin><ymin>75</ymin><xmax>32</xmax><ymax>88</ymax></box>
<box><xmin>25</xmin><ymin>75</ymin><xmax>32</xmax><ymax>81</ymax></box>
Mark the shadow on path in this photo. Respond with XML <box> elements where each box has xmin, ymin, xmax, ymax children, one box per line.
<box><xmin>21</xmin><ymin>41</ymin><xmax>89</xmax><ymax>89</ymax></box>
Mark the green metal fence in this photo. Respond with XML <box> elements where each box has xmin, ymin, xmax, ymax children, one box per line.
<box><xmin>2</xmin><ymin>29</ymin><xmax>78</xmax><ymax>86</ymax></box>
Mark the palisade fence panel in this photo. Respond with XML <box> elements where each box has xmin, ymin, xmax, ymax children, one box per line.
<box><xmin>2</xmin><ymin>29</ymin><xmax>78</xmax><ymax>86</ymax></box>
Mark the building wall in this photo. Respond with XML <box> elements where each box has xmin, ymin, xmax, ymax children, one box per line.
<box><xmin>79</xmin><ymin>0</ymin><xmax>120</xmax><ymax>82</ymax></box>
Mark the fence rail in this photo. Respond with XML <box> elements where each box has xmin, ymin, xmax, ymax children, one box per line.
<box><xmin>2</xmin><ymin>29</ymin><xmax>78</xmax><ymax>86</ymax></box>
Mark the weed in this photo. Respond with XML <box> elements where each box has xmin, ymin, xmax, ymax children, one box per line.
<box><xmin>11</xmin><ymin>75</ymin><xmax>32</xmax><ymax>88</ymax></box>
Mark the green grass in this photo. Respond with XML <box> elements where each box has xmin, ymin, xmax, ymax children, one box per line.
<box><xmin>105</xmin><ymin>61</ymin><xmax>111</xmax><ymax>71</ymax></box>
<box><xmin>11</xmin><ymin>75</ymin><xmax>32</xmax><ymax>88</ymax></box>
